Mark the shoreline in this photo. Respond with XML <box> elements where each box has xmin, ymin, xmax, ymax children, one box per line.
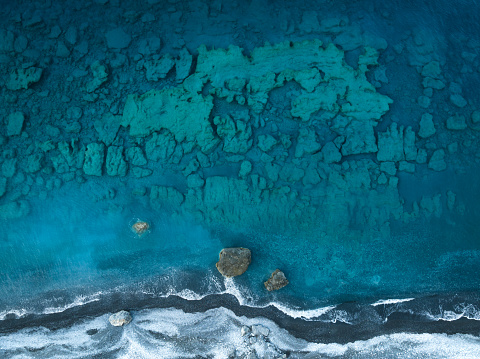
<box><xmin>1</xmin><ymin>291</ymin><xmax>480</xmax><ymax>344</ymax></box>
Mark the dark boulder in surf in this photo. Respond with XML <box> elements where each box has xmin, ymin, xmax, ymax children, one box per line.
<box><xmin>216</xmin><ymin>247</ymin><xmax>251</xmax><ymax>277</ymax></box>
<box><xmin>264</xmin><ymin>269</ymin><xmax>289</xmax><ymax>291</ymax></box>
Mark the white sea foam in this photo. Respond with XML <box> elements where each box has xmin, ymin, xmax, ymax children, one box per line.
<box><xmin>269</xmin><ymin>302</ymin><xmax>337</xmax><ymax>320</ymax></box>
<box><xmin>222</xmin><ymin>277</ymin><xmax>256</xmax><ymax>305</ymax></box>
<box><xmin>164</xmin><ymin>287</ymin><xmax>205</xmax><ymax>301</ymax></box>
<box><xmin>0</xmin><ymin>292</ymin><xmax>104</xmax><ymax>322</ymax></box>
<box><xmin>423</xmin><ymin>303</ymin><xmax>480</xmax><ymax>322</ymax></box>
<box><xmin>372</xmin><ymin>297</ymin><xmax>415</xmax><ymax>306</ymax></box>
<box><xmin>0</xmin><ymin>315</ymin><xmax>110</xmax><ymax>355</ymax></box>
<box><xmin>221</xmin><ymin>277</ymin><xmax>339</xmax><ymax>320</ymax></box>
<box><xmin>2</xmin><ymin>306</ymin><xmax>480</xmax><ymax>358</ymax></box>
<box><xmin>0</xmin><ymin>308</ymin><xmax>29</xmax><ymax>321</ymax></box>
<box><xmin>4</xmin><ymin>308</ymin><xmax>480</xmax><ymax>359</ymax></box>
<box><xmin>42</xmin><ymin>293</ymin><xmax>102</xmax><ymax>315</ymax></box>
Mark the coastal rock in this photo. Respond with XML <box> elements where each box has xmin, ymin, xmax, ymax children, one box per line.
<box><xmin>239</xmin><ymin>160</ymin><xmax>252</xmax><ymax>178</ymax></box>
<box><xmin>214</xmin><ymin>115</ymin><xmax>252</xmax><ymax>154</ymax></box>
<box><xmin>132</xmin><ymin>220</ymin><xmax>149</xmax><ymax>235</ymax></box>
<box><xmin>94</xmin><ymin>113</ymin><xmax>121</xmax><ymax>145</ymax></box>
<box><xmin>57</xmin><ymin>140</ymin><xmax>85</xmax><ymax>170</ymax></box>
<box><xmin>446</xmin><ymin>114</ymin><xmax>467</xmax><ymax>130</ymax></box>
<box><xmin>257</xmin><ymin>134</ymin><xmax>277</xmax><ymax>152</ymax></box>
<box><xmin>264</xmin><ymin>269</ymin><xmax>289</xmax><ymax>291</ymax></box>
<box><xmin>417</xmin><ymin>95</ymin><xmax>430</xmax><ymax>108</ymax></box>
<box><xmin>295</xmin><ymin>128</ymin><xmax>321</xmax><ymax>158</ymax></box>
<box><xmin>150</xmin><ymin>185</ymin><xmax>184</xmax><ymax>210</ymax></box>
<box><xmin>106</xmin><ymin>146</ymin><xmax>127</xmax><ymax>176</ymax></box>
<box><xmin>216</xmin><ymin>247</ymin><xmax>251</xmax><ymax>277</ymax></box>
<box><xmin>251</xmin><ymin>324</ymin><xmax>270</xmax><ymax>337</ymax></box>
<box><xmin>138</xmin><ymin>36</ymin><xmax>161</xmax><ymax>56</ymax></box>
<box><xmin>126</xmin><ymin>146</ymin><xmax>147</xmax><ymax>166</ymax></box>
<box><xmin>175</xmin><ymin>48</ymin><xmax>193</xmax><ymax>83</ymax></box>
<box><xmin>26</xmin><ymin>153</ymin><xmax>44</xmax><ymax>173</ymax></box>
<box><xmin>195</xmin><ymin>40</ymin><xmax>391</xmax><ymax>119</ymax></box>
<box><xmin>2</xmin><ymin>158</ymin><xmax>17</xmax><ymax>177</ymax></box>
<box><xmin>279</xmin><ymin>163</ymin><xmax>305</xmax><ymax>183</ymax></box>
<box><xmin>85</xmin><ymin>61</ymin><xmax>108</xmax><ymax>93</ymax></box>
<box><xmin>420</xmin><ymin>194</ymin><xmax>442</xmax><ymax>218</ymax></box>
<box><xmin>416</xmin><ymin>148</ymin><xmax>428</xmax><ymax>164</ymax></box>
<box><xmin>145</xmin><ymin>131</ymin><xmax>176</xmax><ymax>162</ymax></box>
<box><xmin>322</xmin><ymin>142</ymin><xmax>342</xmax><ymax>163</ymax></box>
<box><xmin>6</xmin><ymin>67</ymin><xmax>43</xmax><ymax>90</ymax></box>
<box><xmin>450</xmin><ymin>94</ymin><xmax>467</xmax><ymax>108</ymax></box>
<box><xmin>403</xmin><ymin>126</ymin><xmax>417</xmax><ymax>161</ymax></box>
<box><xmin>421</xmin><ymin>61</ymin><xmax>442</xmax><ymax>78</ymax></box>
<box><xmin>56</xmin><ymin>41</ymin><xmax>70</xmax><ymax>58</ymax></box>
<box><xmin>380</xmin><ymin>161</ymin><xmax>396</xmax><ymax>176</ymax></box>
<box><xmin>109</xmin><ymin>310</ymin><xmax>132</xmax><ymax>326</ymax></box>
<box><xmin>241</xmin><ymin>325</ymin><xmax>251</xmax><ymax>337</ymax></box>
<box><xmin>291</xmin><ymin>82</ymin><xmax>341</xmax><ymax>121</ymax></box>
<box><xmin>6</xmin><ymin>111</ymin><xmax>25</xmax><ymax>136</ymax></box>
<box><xmin>187</xmin><ymin>173</ymin><xmax>205</xmax><ymax>188</ymax></box>
<box><xmin>122</xmin><ymin>76</ymin><xmax>218</xmax><ymax>153</ymax></box>
<box><xmin>422</xmin><ymin>77</ymin><xmax>445</xmax><ymax>89</ymax></box>
<box><xmin>132</xmin><ymin>167</ymin><xmax>153</xmax><ymax>178</ymax></box>
<box><xmin>339</xmin><ymin>119</ymin><xmax>378</xmax><ymax>156</ymax></box>
<box><xmin>428</xmin><ymin>149</ymin><xmax>447</xmax><ymax>171</ymax></box>
<box><xmin>419</xmin><ymin>113</ymin><xmax>436</xmax><ymax>138</ymax></box>
<box><xmin>83</xmin><ymin>143</ymin><xmax>105</xmax><ymax>176</ymax></box>
<box><xmin>144</xmin><ymin>54</ymin><xmax>175</xmax><ymax>81</ymax></box>
<box><xmin>377</xmin><ymin>123</ymin><xmax>404</xmax><ymax>162</ymax></box>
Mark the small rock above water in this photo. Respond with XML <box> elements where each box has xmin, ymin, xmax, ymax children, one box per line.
<box><xmin>109</xmin><ymin>310</ymin><xmax>132</xmax><ymax>326</ymax></box>
<box><xmin>216</xmin><ymin>247</ymin><xmax>251</xmax><ymax>277</ymax></box>
<box><xmin>131</xmin><ymin>220</ymin><xmax>150</xmax><ymax>235</ymax></box>
<box><xmin>264</xmin><ymin>269</ymin><xmax>289</xmax><ymax>291</ymax></box>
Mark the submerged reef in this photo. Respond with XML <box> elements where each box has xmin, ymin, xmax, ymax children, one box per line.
<box><xmin>0</xmin><ymin>6</ymin><xmax>478</xmax><ymax>244</ymax></box>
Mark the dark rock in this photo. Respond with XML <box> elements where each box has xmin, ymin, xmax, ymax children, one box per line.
<box><xmin>264</xmin><ymin>269</ymin><xmax>289</xmax><ymax>291</ymax></box>
<box><xmin>216</xmin><ymin>247</ymin><xmax>251</xmax><ymax>277</ymax></box>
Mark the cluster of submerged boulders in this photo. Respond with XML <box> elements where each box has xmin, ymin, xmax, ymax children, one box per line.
<box><xmin>216</xmin><ymin>247</ymin><xmax>289</xmax><ymax>291</ymax></box>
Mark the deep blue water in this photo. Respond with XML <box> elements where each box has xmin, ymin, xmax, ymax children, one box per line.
<box><xmin>0</xmin><ymin>0</ymin><xmax>480</xmax><ymax>357</ymax></box>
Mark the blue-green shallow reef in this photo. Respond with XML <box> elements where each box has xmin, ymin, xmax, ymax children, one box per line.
<box><xmin>1</xmin><ymin>0</ymin><xmax>480</xmax><ymax>357</ymax></box>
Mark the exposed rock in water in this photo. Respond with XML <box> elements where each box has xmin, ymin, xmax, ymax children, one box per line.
<box><xmin>109</xmin><ymin>310</ymin><xmax>132</xmax><ymax>326</ymax></box>
<box><xmin>264</xmin><ymin>269</ymin><xmax>289</xmax><ymax>291</ymax></box>
<box><xmin>216</xmin><ymin>247</ymin><xmax>251</xmax><ymax>277</ymax></box>
<box><xmin>132</xmin><ymin>220</ymin><xmax>150</xmax><ymax>235</ymax></box>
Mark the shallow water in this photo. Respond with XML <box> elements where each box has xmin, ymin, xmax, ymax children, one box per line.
<box><xmin>0</xmin><ymin>0</ymin><xmax>480</xmax><ymax>357</ymax></box>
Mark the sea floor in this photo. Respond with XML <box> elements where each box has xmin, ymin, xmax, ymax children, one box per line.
<box><xmin>0</xmin><ymin>0</ymin><xmax>480</xmax><ymax>357</ymax></box>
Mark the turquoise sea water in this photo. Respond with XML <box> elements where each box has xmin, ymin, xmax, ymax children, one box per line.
<box><xmin>1</xmin><ymin>176</ymin><xmax>479</xmax><ymax>310</ymax></box>
<box><xmin>1</xmin><ymin>0</ymin><xmax>480</xmax><ymax>357</ymax></box>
